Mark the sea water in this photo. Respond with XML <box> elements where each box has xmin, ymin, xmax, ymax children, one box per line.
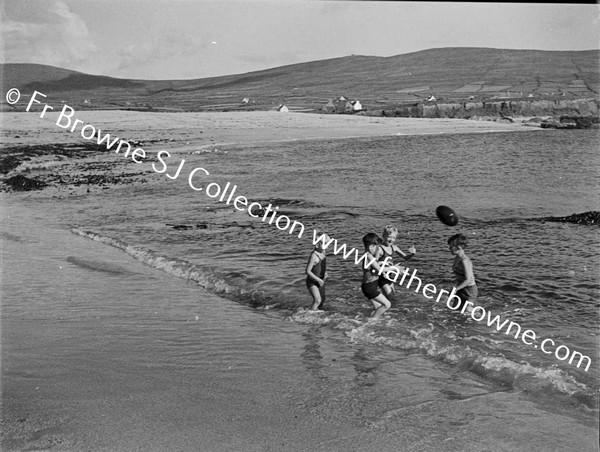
<box><xmin>3</xmin><ymin>122</ymin><xmax>599</xmax><ymax>445</ymax></box>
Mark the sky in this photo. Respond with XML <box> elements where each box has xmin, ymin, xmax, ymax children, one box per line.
<box><xmin>1</xmin><ymin>0</ymin><xmax>599</xmax><ymax>80</ymax></box>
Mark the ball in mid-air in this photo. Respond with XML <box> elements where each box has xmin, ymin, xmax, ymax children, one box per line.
<box><xmin>436</xmin><ymin>205</ymin><xmax>459</xmax><ymax>226</ymax></box>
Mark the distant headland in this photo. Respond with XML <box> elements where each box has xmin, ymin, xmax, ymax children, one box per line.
<box><xmin>1</xmin><ymin>47</ymin><xmax>598</xmax><ymax>125</ymax></box>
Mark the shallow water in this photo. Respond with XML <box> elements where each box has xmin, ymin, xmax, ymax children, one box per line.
<box><xmin>2</xmin><ymin>114</ymin><xmax>599</xmax><ymax>448</ymax></box>
<box><xmin>2</xmin><ymin>202</ymin><xmax>597</xmax><ymax>451</ymax></box>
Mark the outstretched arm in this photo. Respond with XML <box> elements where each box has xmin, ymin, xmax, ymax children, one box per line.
<box><xmin>394</xmin><ymin>245</ymin><xmax>416</xmax><ymax>261</ymax></box>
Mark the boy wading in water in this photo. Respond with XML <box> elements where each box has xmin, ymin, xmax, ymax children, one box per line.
<box><xmin>361</xmin><ymin>233</ymin><xmax>393</xmax><ymax>320</ymax></box>
<box><xmin>306</xmin><ymin>233</ymin><xmax>329</xmax><ymax>310</ymax></box>
<box><xmin>448</xmin><ymin>233</ymin><xmax>478</xmax><ymax>314</ymax></box>
<box><xmin>378</xmin><ymin>225</ymin><xmax>416</xmax><ymax>301</ymax></box>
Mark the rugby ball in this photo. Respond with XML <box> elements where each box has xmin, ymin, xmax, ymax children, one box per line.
<box><xmin>436</xmin><ymin>205</ymin><xmax>459</xmax><ymax>226</ymax></box>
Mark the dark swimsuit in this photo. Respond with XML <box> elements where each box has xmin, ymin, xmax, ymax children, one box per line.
<box><xmin>453</xmin><ymin>257</ymin><xmax>478</xmax><ymax>308</ymax></box>
<box><xmin>361</xmin><ymin>255</ymin><xmax>381</xmax><ymax>299</ymax></box>
<box><xmin>361</xmin><ymin>280</ymin><xmax>380</xmax><ymax>299</ymax></box>
<box><xmin>306</xmin><ymin>252</ymin><xmax>326</xmax><ymax>308</ymax></box>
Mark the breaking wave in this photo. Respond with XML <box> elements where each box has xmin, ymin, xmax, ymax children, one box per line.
<box><xmin>71</xmin><ymin>227</ymin><xmax>598</xmax><ymax>409</ymax></box>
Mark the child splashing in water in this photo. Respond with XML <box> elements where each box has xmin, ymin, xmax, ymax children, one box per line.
<box><xmin>360</xmin><ymin>233</ymin><xmax>393</xmax><ymax>320</ymax></box>
<box><xmin>378</xmin><ymin>225</ymin><xmax>416</xmax><ymax>301</ymax></box>
<box><xmin>306</xmin><ymin>232</ymin><xmax>329</xmax><ymax>310</ymax></box>
<box><xmin>448</xmin><ymin>233</ymin><xmax>478</xmax><ymax>314</ymax></box>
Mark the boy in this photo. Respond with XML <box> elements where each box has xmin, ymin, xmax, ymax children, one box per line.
<box><xmin>306</xmin><ymin>233</ymin><xmax>329</xmax><ymax>310</ymax></box>
<box><xmin>361</xmin><ymin>233</ymin><xmax>392</xmax><ymax>320</ymax></box>
<box><xmin>448</xmin><ymin>233</ymin><xmax>478</xmax><ymax>314</ymax></box>
<box><xmin>378</xmin><ymin>225</ymin><xmax>416</xmax><ymax>300</ymax></box>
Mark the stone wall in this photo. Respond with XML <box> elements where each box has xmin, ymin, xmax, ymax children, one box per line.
<box><xmin>389</xmin><ymin>98</ymin><xmax>599</xmax><ymax>119</ymax></box>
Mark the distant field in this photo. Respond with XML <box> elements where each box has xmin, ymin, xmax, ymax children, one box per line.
<box><xmin>1</xmin><ymin>47</ymin><xmax>598</xmax><ymax>113</ymax></box>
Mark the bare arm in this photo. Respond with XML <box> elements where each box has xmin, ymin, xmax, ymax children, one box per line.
<box><xmin>366</xmin><ymin>249</ymin><xmax>393</xmax><ymax>273</ymax></box>
<box><xmin>455</xmin><ymin>258</ymin><xmax>476</xmax><ymax>290</ymax></box>
<box><xmin>394</xmin><ymin>245</ymin><xmax>416</xmax><ymax>261</ymax></box>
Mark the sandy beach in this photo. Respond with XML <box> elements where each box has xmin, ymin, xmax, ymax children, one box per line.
<box><xmin>0</xmin><ymin>110</ymin><xmax>534</xmax><ymax>148</ymax></box>
<box><xmin>1</xmin><ymin>111</ymin><xmax>597</xmax><ymax>451</ymax></box>
<box><xmin>0</xmin><ymin>110</ymin><xmax>538</xmax><ymax>196</ymax></box>
<box><xmin>3</xmin><ymin>2</ymin><xmax>599</xmax><ymax>450</ymax></box>
<box><xmin>2</xmin><ymin>200</ymin><xmax>596</xmax><ymax>452</ymax></box>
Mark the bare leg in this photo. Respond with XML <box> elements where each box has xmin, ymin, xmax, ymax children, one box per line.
<box><xmin>381</xmin><ymin>283</ymin><xmax>396</xmax><ymax>302</ymax></box>
<box><xmin>308</xmin><ymin>285</ymin><xmax>322</xmax><ymax>311</ymax></box>
<box><xmin>462</xmin><ymin>299</ymin><xmax>475</xmax><ymax>315</ymax></box>
<box><xmin>369</xmin><ymin>294</ymin><xmax>391</xmax><ymax>319</ymax></box>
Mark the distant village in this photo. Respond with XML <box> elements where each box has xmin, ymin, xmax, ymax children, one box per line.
<box><xmin>320</xmin><ymin>97</ymin><xmax>363</xmax><ymax>114</ymax></box>
<box><xmin>234</xmin><ymin>88</ymin><xmax>588</xmax><ymax>118</ymax></box>
<box><xmin>69</xmin><ymin>83</ymin><xmax>597</xmax><ymax>128</ymax></box>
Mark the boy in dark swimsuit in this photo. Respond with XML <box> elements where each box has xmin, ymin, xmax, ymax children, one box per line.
<box><xmin>361</xmin><ymin>233</ymin><xmax>392</xmax><ymax>320</ymax></box>
<box><xmin>306</xmin><ymin>233</ymin><xmax>329</xmax><ymax>310</ymax></box>
<box><xmin>448</xmin><ymin>233</ymin><xmax>478</xmax><ymax>314</ymax></box>
<box><xmin>378</xmin><ymin>225</ymin><xmax>416</xmax><ymax>301</ymax></box>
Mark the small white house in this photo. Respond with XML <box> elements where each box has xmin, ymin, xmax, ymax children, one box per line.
<box><xmin>427</xmin><ymin>95</ymin><xmax>436</xmax><ymax>102</ymax></box>
<box><xmin>277</xmin><ymin>104</ymin><xmax>289</xmax><ymax>113</ymax></box>
<box><xmin>352</xmin><ymin>100</ymin><xmax>363</xmax><ymax>111</ymax></box>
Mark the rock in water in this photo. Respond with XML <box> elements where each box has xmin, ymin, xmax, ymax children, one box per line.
<box><xmin>539</xmin><ymin>211</ymin><xmax>600</xmax><ymax>225</ymax></box>
<box><xmin>4</xmin><ymin>175</ymin><xmax>47</xmax><ymax>191</ymax></box>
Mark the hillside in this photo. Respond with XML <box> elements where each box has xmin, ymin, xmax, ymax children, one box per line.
<box><xmin>1</xmin><ymin>47</ymin><xmax>598</xmax><ymax>115</ymax></box>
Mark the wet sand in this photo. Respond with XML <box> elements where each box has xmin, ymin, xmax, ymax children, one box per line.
<box><xmin>3</xmin><ymin>111</ymin><xmax>596</xmax><ymax>451</ymax></box>
<box><xmin>1</xmin><ymin>110</ymin><xmax>534</xmax><ymax>150</ymax></box>
<box><xmin>0</xmin><ymin>110</ymin><xmax>540</xmax><ymax>194</ymax></box>
<box><xmin>2</xmin><ymin>200</ymin><xmax>597</xmax><ymax>451</ymax></box>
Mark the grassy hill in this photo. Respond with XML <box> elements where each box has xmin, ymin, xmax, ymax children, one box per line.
<box><xmin>1</xmin><ymin>47</ymin><xmax>598</xmax><ymax>113</ymax></box>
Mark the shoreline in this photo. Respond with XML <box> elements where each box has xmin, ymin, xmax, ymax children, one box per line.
<box><xmin>2</xmin><ymin>199</ymin><xmax>598</xmax><ymax>451</ymax></box>
<box><xmin>1</xmin><ymin>110</ymin><xmax>598</xmax><ymax>450</ymax></box>
<box><xmin>1</xmin><ymin>110</ymin><xmax>543</xmax><ymax>193</ymax></box>
<box><xmin>1</xmin><ymin>110</ymin><xmax>540</xmax><ymax>149</ymax></box>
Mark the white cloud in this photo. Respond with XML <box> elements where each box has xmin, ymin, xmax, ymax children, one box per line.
<box><xmin>110</xmin><ymin>30</ymin><xmax>213</xmax><ymax>79</ymax></box>
<box><xmin>1</xmin><ymin>0</ymin><xmax>98</xmax><ymax>69</ymax></box>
